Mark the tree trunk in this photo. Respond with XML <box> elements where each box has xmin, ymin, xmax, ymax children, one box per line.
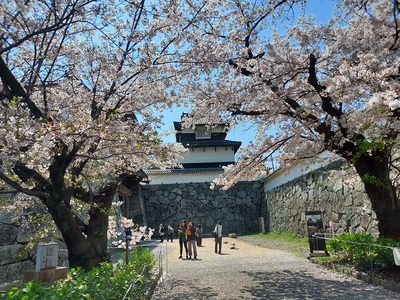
<box><xmin>46</xmin><ymin>192</ymin><xmax>113</xmax><ymax>270</ymax></box>
<box><xmin>352</xmin><ymin>153</ymin><xmax>400</xmax><ymax>240</ymax></box>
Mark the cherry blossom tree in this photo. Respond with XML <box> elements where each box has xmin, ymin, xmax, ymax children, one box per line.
<box><xmin>182</xmin><ymin>0</ymin><xmax>400</xmax><ymax>239</ymax></box>
<box><xmin>1</xmin><ymin>1</ymin><xmax>399</xmax><ymax>276</ymax></box>
<box><xmin>0</xmin><ymin>0</ymin><xmax>192</xmax><ymax>269</ymax></box>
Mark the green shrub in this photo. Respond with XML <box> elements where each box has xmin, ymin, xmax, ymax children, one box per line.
<box><xmin>326</xmin><ymin>232</ymin><xmax>399</xmax><ymax>267</ymax></box>
<box><xmin>375</xmin><ymin>237</ymin><xmax>400</xmax><ymax>265</ymax></box>
<box><xmin>0</xmin><ymin>246</ymin><xmax>156</xmax><ymax>300</ymax></box>
<box><xmin>1</xmin><ymin>281</ymin><xmax>50</xmax><ymax>300</ymax></box>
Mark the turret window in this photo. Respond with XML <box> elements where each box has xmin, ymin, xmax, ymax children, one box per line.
<box><xmin>195</xmin><ymin>130</ymin><xmax>211</xmax><ymax>139</ymax></box>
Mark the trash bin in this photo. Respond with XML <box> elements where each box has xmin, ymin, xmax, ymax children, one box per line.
<box><xmin>305</xmin><ymin>211</ymin><xmax>329</xmax><ymax>257</ymax></box>
<box><xmin>309</xmin><ymin>233</ymin><xmax>327</xmax><ymax>253</ymax></box>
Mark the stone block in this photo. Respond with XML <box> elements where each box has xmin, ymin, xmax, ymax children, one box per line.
<box><xmin>0</xmin><ymin>260</ymin><xmax>35</xmax><ymax>284</ymax></box>
<box><xmin>0</xmin><ymin>209</ymin><xmax>15</xmax><ymax>225</ymax></box>
<box><xmin>0</xmin><ymin>224</ymin><xmax>18</xmax><ymax>246</ymax></box>
<box><xmin>17</xmin><ymin>226</ymin><xmax>36</xmax><ymax>243</ymax></box>
<box><xmin>360</xmin><ymin>273</ymin><xmax>372</xmax><ymax>283</ymax></box>
<box><xmin>380</xmin><ymin>279</ymin><xmax>395</xmax><ymax>291</ymax></box>
<box><xmin>0</xmin><ymin>244</ymin><xmax>27</xmax><ymax>265</ymax></box>
<box><xmin>23</xmin><ymin>267</ymin><xmax>68</xmax><ymax>283</ymax></box>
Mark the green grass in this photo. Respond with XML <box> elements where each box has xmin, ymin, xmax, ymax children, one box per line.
<box><xmin>238</xmin><ymin>231</ymin><xmax>309</xmax><ymax>258</ymax></box>
<box><xmin>240</xmin><ymin>231</ymin><xmax>400</xmax><ymax>284</ymax></box>
<box><xmin>243</xmin><ymin>231</ymin><xmax>308</xmax><ymax>244</ymax></box>
<box><xmin>262</xmin><ymin>232</ymin><xmax>307</xmax><ymax>243</ymax></box>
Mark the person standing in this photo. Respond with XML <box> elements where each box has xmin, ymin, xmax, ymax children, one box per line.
<box><xmin>195</xmin><ymin>224</ymin><xmax>202</xmax><ymax>247</ymax></box>
<box><xmin>213</xmin><ymin>220</ymin><xmax>222</xmax><ymax>254</ymax></box>
<box><xmin>167</xmin><ymin>224</ymin><xmax>174</xmax><ymax>242</ymax></box>
<box><xmin>186</xmin><ymin>221</ymin><xmax>198</xmax><ymax>259</ymax></box>
<box><xmin>158</xmin><ymin>223</ymin><xmax>165</xmax><ymax>243</ymax></box>
<box><xmin>177</xmin><ymin>220</ymin><xmax>188</xmax><ymax>259</ymax></box>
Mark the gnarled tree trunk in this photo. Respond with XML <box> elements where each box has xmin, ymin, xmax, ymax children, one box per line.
<box><xmin>45</xmin><ymin>188</ymin><xmax>114</xmax><ymax>270</ymax></box>
<box><xmin>352</xmin><ymin>152</ymin><xmax>400</xmax><ymax>240</ymax></box>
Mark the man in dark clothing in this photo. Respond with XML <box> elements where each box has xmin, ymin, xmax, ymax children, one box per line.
<box><xmin>213</xmin><ymin>221</ymin><xmax>222</xmax><ymax>254</ymax></box>
<box><xmin>158</xmin><ymin>223</ymin><xmax>165</xmax><ymax>243</ymax></box>
<box><xmin>167</xmin><ymin>224</ymin><xmax>174</xmax><ymax>242</ymax></box>
<box><xmin>187</xmin><ymin>221</ymin><xmax>198</xmax><ymax>259</ymax></box>
<box><xmin>195</xmin><ymin>224</ymin><xmax>202</xmax><ymax>246</ymax></box>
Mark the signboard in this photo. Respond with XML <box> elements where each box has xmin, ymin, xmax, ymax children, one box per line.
<box><xmin>35</xmin><ymin>243</ymin><xmax>59</xmax><ymax>271</ymax></box>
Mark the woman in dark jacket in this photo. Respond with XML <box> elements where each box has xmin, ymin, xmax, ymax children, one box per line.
<box><xmin>177</xmin><ymin>220</ymin><xmax>188</xmax><ymax>259</ymax></box>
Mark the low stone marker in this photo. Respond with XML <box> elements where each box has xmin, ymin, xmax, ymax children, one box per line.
<box><xmin>23</xmin><ymin>243</ymin><xmax>67</xmax><ymax>283</ymax></box>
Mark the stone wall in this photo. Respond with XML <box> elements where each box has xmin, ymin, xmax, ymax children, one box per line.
<box><xmin>142</xmin><ymin>181</ymin><xmax>264</xmax><ymax>235</ymax></box>
<box><xmin>0</xmin><ymin>205</ymin><xmax>35</xmax><ymax>284</ymax></box>
<box><xmin>265</xmin><ymin>161</ymin><xmax>379</xmax><ymax>237</ymax></box>
<box><xmin>0</xmin><ymin>160</ymin><xmax>381</xmax><ymax>285</ymax></box>
<box><xmin>0</xmin><ymin>200</ymin><xmax>68</xmax><ymax>286</ymax></box>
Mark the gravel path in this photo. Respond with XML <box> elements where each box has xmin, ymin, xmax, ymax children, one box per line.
<box><xmin>151</xmin><ymin>236</ymin><xmax>399</xmax><ymax>300</ymax></box>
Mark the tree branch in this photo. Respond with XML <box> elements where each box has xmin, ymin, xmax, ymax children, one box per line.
<box><xmin>307</xmin><ymin>53</ymin><xmax>343</xmax><ymax>118</ymax></box>
<box><xmin>0</xmin><ymin>56</ymin><xmax>44</xmax><ymax>119</ymax></box>
<box><xmin>0</xmin><ymin>170</ymin><xmax>49</xmax><ymax>199</ymax></box>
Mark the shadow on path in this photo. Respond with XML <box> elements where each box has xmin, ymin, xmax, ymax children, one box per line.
<box><xmin>151</xmin><ymin>238</ymin><xmax>399</xmax><ymax>300</ymax></box>
<box><xmin>156</xmin><ymin>278</ymin><xmax>219</xmax><ymax>300</ymax></box>
<box><xmin>238</xmin><ymin>269</ymin><xmax>393</xmax><ymax>300</ymax></box>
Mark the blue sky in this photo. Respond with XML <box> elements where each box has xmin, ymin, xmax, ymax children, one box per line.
<box><xmin>159</xmin><ymin>0</ymin><xmax>338</xmax><ymax>149</ymax></box>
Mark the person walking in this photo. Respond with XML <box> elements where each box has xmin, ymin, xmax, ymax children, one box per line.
<box><xmin>186</xmin><ymin>221</ymin><xmax>198</xmax><ymax>259</ymax></box>
<box><xmin>167</xmin><ymin>224</ymin><xmax>174</xmax><ymax>242</ymax></box>
<box><xmin>158</xmin><ymin>223</ymin><xmax>165</xmax><ymax>243</ymax></box>
<box><xmin>177</xmin><ymin>220</ymin><xmax>188</xmax><ymax>259</ymax></box>
<box><xmin>213</xmin><ymin>220</ymin><xmax>222</xmax><ymax>254</ymax></box>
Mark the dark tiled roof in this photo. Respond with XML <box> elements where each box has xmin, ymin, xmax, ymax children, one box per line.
<box><xmin>145</xmin><ymin>167</ymin><xmax>223</xmax><ymax>175</ymax></box>
<box><xmin>173</xmin><ymin>121</ymin><xmax>229</xmax><ymax>130</ymax></box>
<box><xmin>173</xmin><ymin>121</ymin><xmax>182</xmax><ymax>131</ymax></box>
<box><xmin>181</xmin><ymin>162</ymin><xmax>234</xmax><ymax>168</ymax></box>
<box><xmin>182</xmin><ymin>139</ymin><xmax>242</xmax><ymax>153</ymax></box>
<box><xmin>174</xmin><ymin>112</ymin><xmax>228</xmax><ymax>127</ymax></box>
<box><xmin>180</xmin><ymin>132</ymin><xmax>227</xmax><ymax>141</ymax></box>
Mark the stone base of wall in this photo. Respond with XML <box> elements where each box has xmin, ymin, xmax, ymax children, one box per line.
<box><xmin>142</xmin><ymin>181</ymin><xmax>264</xmax><ymax>235</ymax></box>
<box><xmin>23</xmin><ymin>267</ymin><xmax>68</xmax><ymax>283</ymax></box>
<box><xmin>0</xmin><ymin>205</ymin><xmax>36</xmax><ymax>285</ymax></box>
<box><xmin>0</xmin><ymin>260</ymin><xmax>35</xmax><ymax>285</ymax></box>
<box><xmin>266</xmin><ymin>161</ymin><xmax>379</xmax><ymax>237</ymax></box>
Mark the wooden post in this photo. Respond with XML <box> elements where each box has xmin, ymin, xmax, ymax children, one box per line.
<box><xmin>125</xmin><ymin>228</ymin><xmax>132</xmax><ymax>264</ymax></box>
<box><xmin>259</xmin><ymin>217</ymin><xmax>265</xmax><ymax>233</ymax></box>
<box><xmin>125</xmin><ymin>240</ymin><xmax>129</xmax><ymax>265</ymax></box>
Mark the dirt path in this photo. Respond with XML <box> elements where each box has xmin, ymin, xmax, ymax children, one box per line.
<box><xmin>151</xmin><ymin>237</ymin><xmax>399</xmax><ymax>300</ymax></box>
